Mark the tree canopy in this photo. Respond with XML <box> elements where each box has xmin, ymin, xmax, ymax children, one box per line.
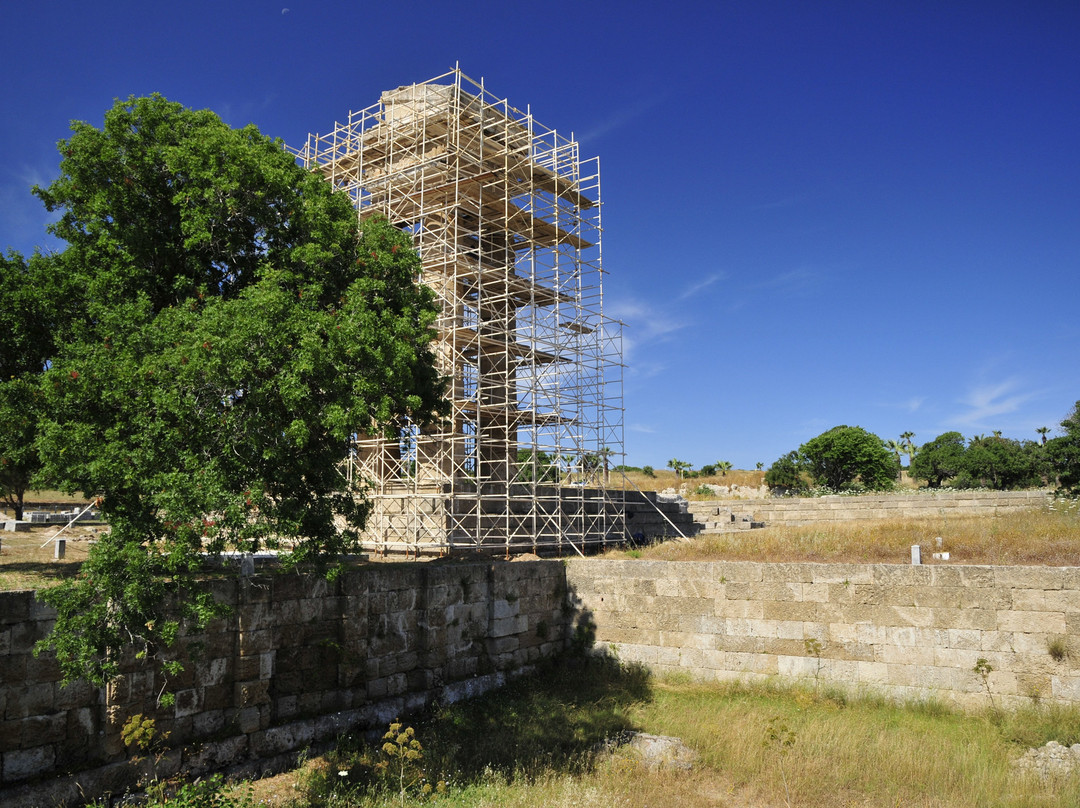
<box><xmin>959</xmin><ymin>435</ymin><xmax>1042</xmax><ymax>490</ymax></box>
<box><xmin>27</xmin><ymin>95</ymin><xmax>445</xmax><ymax>686</ymax></box>
<box><xmin>1047</xmin><ymin>401</ymin><xmax>1080</xmax><ymax>495</ymax></box>
<box><xmin>764</xmin><ymin>451</ymin><xmax>806</xmax><ymax>492</ymax></box>
<box><xmin>910</xmin><ymin>432</ymin><xmax>967</xmax><ymax>488</ymax></box>
<box><xmin>0</xmin><ymin>250</ymin><xmax>75</xmax><ymax>518</ymax></box>
<box><xmin>797</xmin><ymin>425</ymin><xmax>895</xmax><ymax>491</ymax></box>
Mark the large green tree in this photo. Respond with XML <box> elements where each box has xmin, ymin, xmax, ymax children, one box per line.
<box><xmin>910</xmin><ymin>431</ymin><xmax>967</xmax><ymax>488</ymax></box>
<box><xmin>798</xmin><ymin>425</ymin><xmax>894</xmax><ymax>491</ymax></box>
<box><xmin>0</xmin><ymin>251</ymin><xmax>75</xmax><ymax>519</ymax></box>
<box><xmin>29</xmin><ymin>95</ymin><xmax>445</xmax><ymax>686</ymax></box>
<box><xmin>1046</xmin><ymin>402</ymin><xmax>1080</xmax><ymax>495</ymax></box>
<box><xmin>960</xmin><ymin>435</ymin><xmax>1041</xmax><ymax>490</ymax></box>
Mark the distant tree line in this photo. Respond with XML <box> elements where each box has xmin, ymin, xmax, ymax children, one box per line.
<box><xmin>764</xmin><ymin>403</ymin><xmax>1080</xmax><ymax>496</ymax></box>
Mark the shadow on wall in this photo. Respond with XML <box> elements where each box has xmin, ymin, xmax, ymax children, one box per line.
<box><xmin>0</xmin><ymin>559</ymin><xmax>594</xmax><ymax>807</ymax></box>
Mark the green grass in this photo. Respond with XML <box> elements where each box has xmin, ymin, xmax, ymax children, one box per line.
<box><xmin>214</xmin><ymin>658</ymin><xmax>1080</xmax><ymax>808</ymax></box>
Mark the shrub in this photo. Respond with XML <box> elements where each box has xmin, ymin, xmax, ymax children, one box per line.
<box><xmin>764</xmin><ymin>451</ymin><xmax>807</xmax><ymax>493</ymax></box>
<box><xmin>799</xmin><ymin>425</ymin><xmax>895</xmax><ymax>491</ymax></box>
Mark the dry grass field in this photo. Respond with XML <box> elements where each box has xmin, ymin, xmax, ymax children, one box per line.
<box><xmin>615</xmin><ymin>468</ymin><xmax>766</xmax><ymax>493</ymax></box>
<box><xmin>0</xmin><ymin>491</ymin><xmax>100</xmax><ymax>591</ymax></box>
<box><xmin>611</xmin><ymin>498</ymin><xmax>1080</xmax><ymax>567</ymax></box>
<box><xmin>5</xmin><ymin>488</ymin><xmax>1080</xmax><ymax>594</ymax></box>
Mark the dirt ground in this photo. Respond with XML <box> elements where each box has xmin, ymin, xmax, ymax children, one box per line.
<box><xmin>0</xmin><ymin>495</ymin><xmax>102</xmax><ymax>591</ymax></box>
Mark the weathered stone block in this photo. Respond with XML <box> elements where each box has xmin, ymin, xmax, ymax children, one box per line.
<box><xmin>5</xmin><ymin>683</ymin><xmax>54</xmax><ymax>720</ymax></box>
<box><xmin>234</xmin><ymin>681</ymin><xmax>270</xmax><ymax>708</ymax></box>
<box><xmin>3</xmin><ymin>744</ymin><xmax>55</xmax><ymax>782</ymax></box>
<box><xmin>998</xmin><ymin>610</ymin><xmax>1066</xmax><ymax>635</ymax></box>
<box><xmin>173</xmin><ymin>688</ymin><xmax>201</xmax><ymax>718</ymax></box>
<box><xmin>237</xmin><ymin>629</ymin><xmax>274</xmax><ymax>655</ymax></box>
<box><xmin>931</xmin><ymin>608</ymin><xmax>997</xmax><ymax>631</ymax></box>
<box><xmin>995</xmin><ymin>567</ymin><xmax>1066</xmax><ymax>590</ymax></box>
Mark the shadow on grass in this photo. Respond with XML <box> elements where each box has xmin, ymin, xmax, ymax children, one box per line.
<box><xmin>291</xmin><ymin>655</ymin><xmax>654</xmax><ymax>806</ymax></box>
<box><xmin>0</xmin><ymin>560</ymin><xmax>83</xmax><ymax>590</ymax></box>
<box><xmin>421</xmin><ymin>654</ymin><xmax>653</xmax><ymax>782</ymax></box>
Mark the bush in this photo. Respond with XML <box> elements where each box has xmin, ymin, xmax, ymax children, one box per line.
<box><xmin>1047</xmin><ymin>401</ymin><xmax>1080</xmax><ymax>495</ymax></box>
<box><xmin>764</xmin><ymin>451</ymin><xmax>806</xmax><ymax>493</ymax></box>
<box><xmin>798</xmin><ymin>426</ymin><xmax>894</xmax><ymax>491</ymax></box>
<box><xmin>911</xmin><ymin>432</ymin><xmax>966</xmax><ymax>488</ymax></box>
<box><xmin>962</xmin><ymin>435</ymin><xmax>1042</xmax><ymax>490</ymax></box>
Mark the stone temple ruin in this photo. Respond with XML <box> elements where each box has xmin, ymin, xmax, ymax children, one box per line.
<box><xmin>295</xmin><ymin>67</ymin><xmax>628</xmax><ymax>556</ymax></box>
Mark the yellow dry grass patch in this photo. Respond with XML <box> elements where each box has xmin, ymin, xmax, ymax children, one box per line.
<box><xmin>616</xmin><ymin>501</ymin><xmax>1080</xmax><ymax>566</ymax></box>
<box><xmin>616</xmin><ymin>468</ymin><xmax>766</xmax><ymax>493</ymax></box>
<box><xmin>0</xmin><ymin>492</ymin><xmax>98</xmax><ymax>591</ymax></box>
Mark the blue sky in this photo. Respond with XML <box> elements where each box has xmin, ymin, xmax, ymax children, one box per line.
<box><xmin>2</xmin><ymin>1</ymin><xmax>1078</xmax><ymax>470</ymax></box>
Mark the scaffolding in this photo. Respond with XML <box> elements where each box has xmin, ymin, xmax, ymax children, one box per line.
<box><xmin>295</xmin><ymin>67</ymin><xmax>625</xmax><ymax>556</ymax></box>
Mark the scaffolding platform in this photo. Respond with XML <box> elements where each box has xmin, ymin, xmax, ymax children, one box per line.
<box><xmin>296</xmin><ymin>67</ymin><xmax>625</xmax><ymax>556</ymax></box>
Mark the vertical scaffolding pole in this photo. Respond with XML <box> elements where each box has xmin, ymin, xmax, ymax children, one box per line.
<box><xmin>296</xmin><ymin>68</ymin><xmax>625</xmax><ymax>555</ymax></box>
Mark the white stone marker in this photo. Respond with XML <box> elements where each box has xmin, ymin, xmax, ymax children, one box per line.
<box><xmin>911</xmin><ymin>545</ymin><xmax>921</xmax><ymax>565</ymax></box>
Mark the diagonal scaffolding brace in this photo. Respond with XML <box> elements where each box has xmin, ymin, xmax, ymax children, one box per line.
<box><xmin>295</xmin><ymin>67</ymin><xmax>626</xmax><ymax>556</ymax></box>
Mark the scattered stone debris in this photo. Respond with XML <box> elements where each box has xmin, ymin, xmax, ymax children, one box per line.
<box><xmin>1014</xmin><ymin>741</ymin><xmax>1080</xmax><ymax>780</ymax></box>
<box><xmin>602</xmin><ymin>731</ymin><xmax>699</xmax><ymax>771</ymax></box>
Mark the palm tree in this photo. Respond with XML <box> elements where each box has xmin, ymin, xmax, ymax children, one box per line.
<box><xmin>885</xmin><ymin>439</ymin><xmax>904</xmax><ymax>482</ymax></box>
<box><xmin>900</xmin><ymin>432</ymin><xmax>916</xmax><ymax>469</ymax></box>
<box><xmin>716</xmin><ymin>461</ymin><xmax>733</xmax><ymax>477</ymax></box>
<box><xmin>1037</xmin><ymin>426</ymin><xmax>1050</xmax><ymax>445</ymax></box>
<box><xmin>667</xmin><ymin>458</ymin><xmax>690</xmax><ymax>479</ymax></box>
<box><xmin>597</xmin><ymin>446</ymin><xmax>615</xmax><ymax>485</ymax></box>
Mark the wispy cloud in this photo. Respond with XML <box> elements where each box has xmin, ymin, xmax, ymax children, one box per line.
<box><xmin>0</xmin><ymin>164</ymin><xmax>61</xmax><ymax>252</ymax></box>
<box><xmin>215</xmin><ymin>93</ymin><xmax>279</xmax><ymax>128</ymax></box>
<box><xmin>677</xmin><ymin>271</ymin><xmax>726</xmax><ymax>301</ymax></box>
<box><xmin>629</xmin><ymin>423</ymin><xmax>656</xmax><ymax>434</ymax></box>
<box><xmin>903</xmin><ymin>397</ymin><xmax>925</xmax><ymax>413</ymax></box>
<box><xmin>748</xmin><ymin>193</ymin><xmax>808</xmax><ymax>211</ymax></box>
<box><xmin>878</xmin><ymin>396</ymin><xmax>924</xmax><ymax>413</ymax></box>
<box><xmin>759</xmin><ymin>267</ymin><xmax>821</xmax><ymax>297</ymax></box>
<box><xmin>949</xmin><ymin>379</ymin><xmax>1036</xmax><ymax>428</ymax></box>
<box><xmin>605</xmin><ymin>294</ymin><xmax>686</xmax><ymax>371</ymax></box>
<box><xmin>578</xmin><ymin>93</ymin><xmax>665</xmax><ymax>144</ymax></box>
<box><xmin>606</xmin><ymin>297</ymin><xmax>685</xmax><ymax>340</ymax></box>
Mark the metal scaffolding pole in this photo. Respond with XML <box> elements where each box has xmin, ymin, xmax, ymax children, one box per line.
<box><xmin>295</xmin><ymin>68</ymin><xmax>625</xmax><ymax>556</ymax></box>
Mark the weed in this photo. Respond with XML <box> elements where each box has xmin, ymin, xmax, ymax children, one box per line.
<box><xmin>376</xmin><ymin>722</ymin><xmax>444</xmax><ymax>807</ymax></box>
<box><xmin>804</xmin><ymin>637</ymin><xmax>824</xmax><ymax>683</ymax></box>
<box><xmin>156</xmin><ymin>775</ymin><xmax>255</xmax><ymax>807</ymax></box>
<box><xmin>973</xmin><ymin>657</ymin><xmax>996</xmax><ymax>710</ymax></box>
<box><xmin>763</xmin><ymin>716</ymin><xmax>797</xmax><ymax>808</ymax></box>
<box><xmin>1048</xmin><ymin>636</ymin><xmax>1070</xmax><ymax>662</ymax></box>
<box><xmin>570</xmin><ymin>618</ymin><xmax>596</xmax><ymax>655</ymax></box>
<box><xmin>120</xmin><ymin>713</ymin><xmax>173</xmax><ymax>801</ymax></box>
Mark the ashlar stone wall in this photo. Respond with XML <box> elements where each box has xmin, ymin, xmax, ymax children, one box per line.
<box><xmin>687</xmin><ymin>490</ymin><xmax>1049</xmax><ymax>528</ymax></box>
<box><xmin>566</xmin><ymin>559</ymin><xmax>1080</xmax><ymax>709</ymax></box>
<box><xmin>0</xmin><ymin>561</ymin><xmax>568</xmax><ymax>806</ymax></box>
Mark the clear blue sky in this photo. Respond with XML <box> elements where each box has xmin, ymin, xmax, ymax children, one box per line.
<box><xmin>2</xmin><ymin>1</ymin><xmax>1077</xmax><ymax>470</ymax></box>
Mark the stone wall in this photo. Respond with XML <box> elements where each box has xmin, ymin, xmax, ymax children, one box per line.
<box><xmin>0</xmin><ymin>561</ymin><xmax>568</xmax><ymax>806</ymax></box>
<box><xmin>687</xmin><ymin>489</ymin><xmax>1049</xmax><ymax>528</ymax></box>
<box><xmin>565</xmin><ymin>559</ymin><xmax>1080</xmax><ymax>709</ymax></box>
